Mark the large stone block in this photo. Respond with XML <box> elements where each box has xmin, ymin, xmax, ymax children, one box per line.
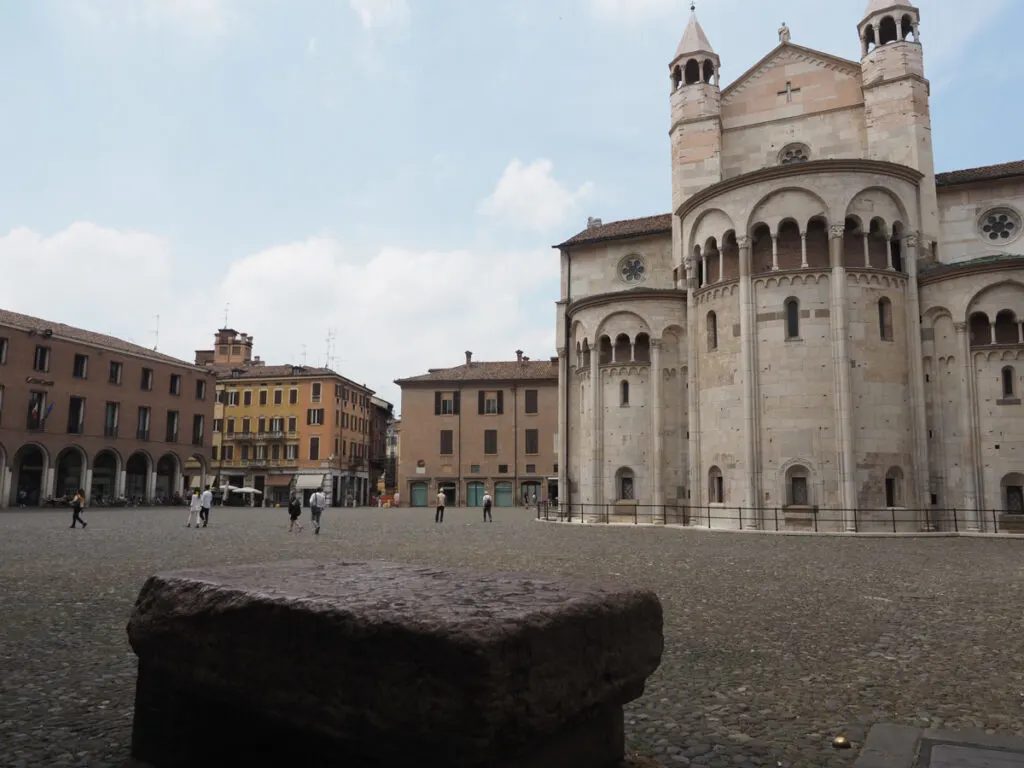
<box><xmin>126</xmin><ymin>560</ymin><xmax>663</xmax><ymax>768</ymax></box>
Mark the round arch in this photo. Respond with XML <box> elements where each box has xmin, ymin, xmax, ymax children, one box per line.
<box><xmin>964</xmin><ymin>280</ymin><xmax>1024</xmax><ymax>326</ymax></box>
<box><xmin>779</xmin><ymin>458</ymin><xmax>815</xmax><ymax>507</ymax></box>
<box><xmin>745</xmin><ymin>186</ymin><xmax>830</xmax><ymax>235</ymax></box>
<box><xmin>11</xmin><ymin>443</ymin><xmax>50</xmax><ymax>507</ymax></box>
<box><xmin>688</xmin><ymin>207</ymin><xmax>737</xmax><ymax>255</ymax></box>
<box><xmin>844</xmin><ymin>186</ymin><xmax>912</xmax><ymax>232</ymax></box>
<box><xmin>155</xmin><ymin>453</ymin><xmax>181</xmax><ymax>501</ymax></box>
<box><xmin>183</xmin><ymin>452</ymin><xmax>209</xmax><ymax>494</ymax></box>
<box><xmin>125</xmin><ymin>450</ymin><xmax>153</xmax><ymax>502</ymax></box>
<box><xmin>55</xmin><ymin>445</ymin><xmax>89</xmax><ymax>498</ymax></box>
<box><xmin>595</xmin><ymin>310</ymin><xmax>652</xmax><ymax>341</ymax></box>
<box><xmin>92</xmin><ymin>449</ymin><xmax>122</xmax><ymax>501</ymax></box>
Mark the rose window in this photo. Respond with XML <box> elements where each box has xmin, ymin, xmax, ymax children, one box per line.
<box><xmin>620</xmin><ymin>256</ymin><xmax>646</xmax><ymax>283</ymax></box>
<box><xmin>981</xmin><ymin>210</ymin><xmax>1019</xmax><ymax>242</ymax></box>
<box><xmin>779</xmin><ymin>144</ymin><xmax>810</xmax><ymax>165</ymax></box>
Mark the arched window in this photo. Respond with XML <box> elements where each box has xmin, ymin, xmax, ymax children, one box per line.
<box><xmin>707</xmin><ymin>311</ymin><xmax>718</xmax><ymax>351</ymax></box>
<box><xmin>633</xmin><ymin>333</ymin><xmax>651</xmax><ymax>364</ymax></box>
<box><xmin>901</xmin><ymin>14</ymin><xmax>914</xmax><ymax>41</ymax></box>
<box><xmin>684</xmin><ymin>59</ymin><xmax>700</xmax><ymax>85</ymax></box>
<box><xmin>885</xmin><ymin>467</ymin><xmax>903</xmax><ymax>507</ymax></box>
<box><xmin>581</xmin><ymin>340</ymin><xmax>591</xmax><ymax>367</ymax></box>
<box><xmin>784</xmin><ymin>298</ymin><xmax>800</xmax><ymax>339</ymax></box>
<box><xmin>615</xmin><ymin>467</ymin><xmax>635</xmax><ymax>501</ymax></box>
<box><xmin>620</xmin><ymin>380</ymin><xmax>630</xmax><ymax>407</ymax></box>
<box><xmin>878</xmin><ymin>298</ymin><xmax>894</xmax><ymax>341</ymax></box>
<box><xmin>1003</xmin><ymin>366</ymin><xmax>1016</xmax><ymax>399</ymax></box>
<box><xmin>708</xmin><ymin>466</ymin><xmax>724</xmax><ymax>503</ymax></box>
<box><xmin>672</xmin><ymin>66</ymin><xmax>682</xmax><ymax>90</ymax></box>
<box><xmin>702</xmin><ymin>59</ymin><xmax>714</xmax><ymax>84</ymax></box>
<box><xmin>785</xmin><ymin>465</ymin><xmax>810</xmax><ymax>506</ymax></box>
<box><xmin>878</xmin><ymin>16</ymin><xmax>898</xmax><ymax>45</ymax></box>
<box><xmin>995</xmin><ymin>310</ymin><xmax>1018</xmax><ymax>344</ymax></box>
<box><xmin>614</xmin><ymin>333</ymin><xmax>631</xmax><ymax>363</ymax></box>
<box><xmin>599</xmin><ymin>335</ymin><xmax>613</xmax><ymax>365</ymax></box>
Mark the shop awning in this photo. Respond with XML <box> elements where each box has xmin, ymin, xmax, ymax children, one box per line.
<box><xmin>266</xmin><ymin>475</ymin><xmax>293</xmax><ymax>487</ymax></box>
<box><xmin>189</xmin><ymin>476</ymin><xmax>203</xmax><ymax>489</ymax></box>
<box><xmin>293</xmin><ymin>474</ymin><xmax>325</xmax><ymax>490</ymax></box>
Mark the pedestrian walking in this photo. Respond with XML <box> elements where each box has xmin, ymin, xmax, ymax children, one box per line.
<box><xmin>482</xmin><ymin>491</ymin><xmax>493</xmax><ymax>523</ymax></box>
<box><xmin>288</xmin><ymin>493</ymin><xmax>303</xmax><ymax>533</ymax></box>
<box><xmin>70</xmin><ymin>488</ymin><xmax>87</xmax><ymax>529</ymax></box>
<box><xmin>199</xmin><ymin>485</ymin><xmax>213</xmax><ymax>527</ymax></box>
<box><xmin>186</xmin><ymin>490</ymin><xmax>201</xmax><ymax>528</ymax></box>
<box><xmin>435</xmin><ymin>490</ymin><xmax>446</xmax><ymax>523</ymax></box>
<box><xmin>309</xmin><ymin>489</ymin><xmax>327</xmax><ymax>535</ymax></box>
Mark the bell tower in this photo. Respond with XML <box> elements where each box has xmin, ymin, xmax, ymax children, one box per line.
<box><xmin>859</xmin><ymin>0</ymin><xmax>938</xmax><ymax>249</ymax></box>
<box><xmin>669</xmin><ymin>3</ymin><xmax>722</xmax><ymax>213</ymax></box>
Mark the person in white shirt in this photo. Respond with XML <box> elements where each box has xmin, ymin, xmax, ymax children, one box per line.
<box><xmin>435</xmin><ymin>490</ymin><xmax>446</xmax><ymax>523</ymax></box>
<box><xmin>309</xmin><ymin>489</ymin><xmax>327</xmax><ymax>535</ymax></box>
<box><xmin>199</xmin><ymin>485</ymin><xmax>214</xmax><ymax>527</ymax></box>
<box><xmin>482</xmin><ymin>491</ymin><xmax>493</xmax><ymax>523</ymax></box>
<box><xmin>186</xmin><ymin>490</ymin><xmax>202</xmax><ymax>528</ymax></box>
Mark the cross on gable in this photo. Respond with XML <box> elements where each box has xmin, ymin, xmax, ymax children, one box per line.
<box><xmin>777</xmin><ymin>81</ymin><xmax>802</xmax><ymax>103</ymax></box>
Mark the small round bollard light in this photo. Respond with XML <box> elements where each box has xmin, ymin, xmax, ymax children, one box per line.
<box><xmin>832</xmin><ymin>735</ymin><xmax>851</xmax><ymax>750</ymax></box>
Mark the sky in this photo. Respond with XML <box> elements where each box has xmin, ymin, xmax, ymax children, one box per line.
<box><xmin>1</xmin><ymin>0</ymin><xmax>1020</xmax><ymax>409</ymax></box>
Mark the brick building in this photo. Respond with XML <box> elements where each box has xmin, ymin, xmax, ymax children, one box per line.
<box><xmin>395</xmin><ymin>351</ymin><xmax>558</xmax><ymax>508</ymax></box>
<box><xmin>0</xmin><ymin>308</ymin><xmax>216</xmax><ymax>506</ymax></box>
<box><xmin>194</xmin><ymin>329</ymin><xmax>376</xmax><ymax>506</ymax></box>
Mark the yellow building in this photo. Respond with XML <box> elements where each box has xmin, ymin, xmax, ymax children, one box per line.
<box><xmin>194</xmin><ymin>329</ymin><xmax>375</xmax><ymax>505</ymax></box>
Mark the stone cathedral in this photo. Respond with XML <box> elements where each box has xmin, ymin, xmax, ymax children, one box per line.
<box><xmin>554</xmin><ymin>1</ymin><xmax>1024</xmax><ymax>532</ymax></box>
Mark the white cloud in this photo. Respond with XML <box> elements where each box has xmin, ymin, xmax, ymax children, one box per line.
<box><xmin>588</xmin><ymin>0</ymin><xmax>677</xmax><ymax>22</ymax></box>
<box><xmin>0</xmin><ymin>224</ymin><xmax>558</xmax><ymax>407</ymax></box>
<box><xmin>348</xmin><ymin>0</ymin><xmax>410</xmax><ymax>29</ymax></box>
<box><xmin>478</xmin><ymin>159</ymin><xmax>594</xmax><ymax>233</ymax></box>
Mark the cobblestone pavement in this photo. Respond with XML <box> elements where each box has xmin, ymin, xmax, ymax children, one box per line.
<box><xmin>2</xmin><ymin>506</ymin><xmax>1023</xmax><ymax>767</ymax></box>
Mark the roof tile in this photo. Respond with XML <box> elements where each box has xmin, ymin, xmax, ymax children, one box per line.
<box><xmin>396</xmin><ymin>360</ymin><xmax>558</xmax><ymax>385</ymax></box>
<box><xmin>936</xmin><ymin>160</ymin><xmax>1024</xmax><ymax>187</ymax></box>
<box><xmin>0</xmin><ymin>307</ymin><xmax>205</xmax><ymax>370</ymax></box>
<box><xmin>556</xmin><ymin>214</ymin><xmax>672</xmax><ymax>248</ymax></box>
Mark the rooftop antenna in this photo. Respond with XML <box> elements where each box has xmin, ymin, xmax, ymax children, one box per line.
<box><xmin>153</xmin><ymin>314</ymin><xmax>160</xmax><ymax>351</ymax></box>
<box><xmin>223</xmin><ymin>303</ymin><xmax>230</xmax><ymax>328</ymax></box>
<box><xmin>325</xmin><ymin>328</ymin><xmax>337</xmax><ymax>368</ymax></box>
<box><xmin>301</xmin><ymin>344</ymin><xmax>308</xmax><ymax>366</ymax></box>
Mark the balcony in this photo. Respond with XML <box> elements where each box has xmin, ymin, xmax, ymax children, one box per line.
<box><xmin>231</xmin><ymin>432</ymin><xmax>255</xmax><ymax>441</ymax></box>
<box><xmin>241</xmin><ymin>458</ymin><xmax>269</xmax><ymax>468</ymax></box>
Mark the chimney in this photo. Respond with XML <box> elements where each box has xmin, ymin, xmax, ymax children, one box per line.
<box><xmin>587</xmin><ymin>216</ymin><xmax>603</xmax><ymax>229</ymax></box>
<box><xmin>465</xmin><ymin>350</ymin><xmax>473</xmax><ymax>365</ymax></box>
<box><xmin>516</xmin><ymin>349</ymin><xmax>523</xmax><ymax>362</ymax></box>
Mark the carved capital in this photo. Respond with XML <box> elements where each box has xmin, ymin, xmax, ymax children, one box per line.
<box><xmin>953</xmin><ymin>321</ymin><xmax>968</xmax><ymax>333</ymax></box>
<box><xmin>829</xmin><ymin>224</ymin><xmax>846</xmax><ymax>239</ymax></box>
<box><xmin>736</xmin><ymin>236</ymin><xmax>751</xmax><ymax>249</ymax></box>
<box><xmin>905</xmin><ymin>233</ymin><xmax>920</xmax><ymax>249</ymax></box>
<box><xmin>799</xmin><ymin>231</ymin><xmax>807</xmax><ymax>238</ymax></box>
<box><xmin>558</xmin><ymin>348</ymin><xmax>568</xmax><ymax>359</ymax></box>
<box><xmin>650</xmin><ymin>338</ymin><xmax>663</xmax><ymax>349</ymax></box>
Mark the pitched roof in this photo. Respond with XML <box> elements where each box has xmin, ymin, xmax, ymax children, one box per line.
<box><xmin>556</xmin><ymin>214</ymin><xmax>673</xmax><ymax>249</ymax></box>
<box><xmin>0</xmin><ymin>307</ymin><xmax>205</xmax><ymax>371</ymax></box>
<box><xmin>919</xmin><ymin>253</ymin><xmax>1024</xmax><ymax>278</ymax></box>
<box><xmin>396</xmin><ymin>360</ymin><xmax>558</xmax><ymax>385</ymax></box>
<box><xmin>206</xmin><ymin>363</ymin><xmax>375</xmax><ymax>392</ymax></box>
<box><xmin>721</xmin><ymin>43</ymin><xmax>861</xmax><ymax>102</ymax></box>
<box><xmin>675</xmin><ymin>10</ymin><xmax>715</xmax><ymax>58</ymax></box>
<box><xmin>935</xmin><ymin>160</ymin><xmax>1024</xmax><ymax>188</ymax></box>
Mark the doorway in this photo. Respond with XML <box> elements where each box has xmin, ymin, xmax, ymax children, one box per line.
<box><xmin>466</xmin><ymin>481</ymin><xmax>485</xmax><ymax>507</ymax></box>
<box><xmin>410</xmin><ymin>482</ymin><xmax>428</xmax><ymax>507</ymax></box>
<box><xmin>494</xmin><ymin>481</ymin><xmax>513</xmax><ymax>507</ymax></box>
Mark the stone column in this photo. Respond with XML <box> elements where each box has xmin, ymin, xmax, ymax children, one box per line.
<box><xmin>557</xmin><ymin>348</ymin><xmax>568</xmax><ymax>512</ymax></box>
<box><xmin>590</xmin><ymin>340</ymin><xmax>602</xmax><ymax>511</ymax></box>
<box><xmin>149</xmin><ymin>471</ymin><xmax>157</xmax><ymax>501</ymax></box>
<box><xmin>0</xmin><ymin>466</ymin><xmax>9</xmax><ymax>508</ymax></box>
<box><xmin>43</xmin><ymin>467</ymin><xmax>55</xmax><ymax>499</ymax></box>
<box><xmin>651</xmin><ymin>339</ymin><xmax>664</xmax><ymax>517</ymax></box>
<box><xmin>829</xmin><ymin>224</ymin><xmax>857</xmax><ymax>530</ymax></box>
<box><xmin>862</xmin><ymin>234</ymin><xmax>870</xmax><ymax>268</ymax></box>
<box><xmin>686</xmin><ymin>256</ymin><xmax>701</xmax><ymax>515</ymax></box>
<box><xmin>117</xmin><ymin>470</ymin><xmax>126</xmax><ymax>497</ymax></box>
<box><xmin>886</xmin><ymin>239</ymin><xmax>894</xmax><ymax>270</ymax></box>
<box><xmin>903</xmin><ymin>234</ymin><xmax>931</xmax><ymax>527</ymax></box>
<box><xmin>771</xmin><ymin>234</ymin><xmax>779</xmax><ymax>271</ymax></box>
<box><xmin>954</xmin><ymin>321</ymin><xmax>980</xmax><ymax>530</ymax></box>
<box><xmin>1017</xmin><ymin>321</ymin><xmax>1023</xmax><ymax>344</ymax></box>
<box><xmin>990</xmin><ymin>321</ymin><xmax>997</xmax><ymax>345</ymax></box>
<box><xmin>800</xmin><ymin>231</ymin><xmax>808</xmax><ymax>269</ymax></box>
<box><xmin>738</xmin><ymin>237</ymin><xmax>758</xmax><ymax>522</ymax></box>
<box><xmin>84</xmin><ymin>469</ymin><xmax>94</xmax><ymax>502</ymax></box>
<box><xmin>717</xmin><ymin>248</ymin><xmax>723</xmax><ymax>283</ymax></box>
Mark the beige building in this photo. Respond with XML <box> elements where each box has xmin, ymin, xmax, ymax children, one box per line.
<box><xmin>194</xmin><ymin>329</ymin><xmax>376</xmax><ymax>505</ymax></box>
<box><xmin>556</xmin><ymin>1</ymin><xmax>1024</xmax><ymax>532</ymax></box>
<box><xmin>396</xmin><ymin>351</ymin><xmax>558</xmax><ymax>507</ymax></box>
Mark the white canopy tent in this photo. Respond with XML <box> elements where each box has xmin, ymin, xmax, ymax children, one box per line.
<box><xmin>293</xmin><ymin>474</ymin><xmax>325</xmax><ymax>491</ymax></box>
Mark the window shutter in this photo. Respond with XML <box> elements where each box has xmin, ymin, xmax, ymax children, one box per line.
<box><xmin>306</xmin><ymin>409</ymin><xmax>312</xmax><ymax>425</ymax></box>
<box><xmin>453</xmin><ymin>390</ymin><xmax>460</xmax><ymax>415</ymax></box>
<box><xmin>434</xmin><ymin>391</ymin><xmax>441</xmax><ymax>415</ymax></box>
<box><xmin>478</xmin><ymin>391</ymin><xmax>485</xmax><ymax>414</ymax></box>
<box><xmin>497</xmin><ymin>390</ymin><xmax>504</xmax><ymax>414</ymax></box>
<box><xmin>318</xmin><ymin>408</ymin><xmax>325</xmax><ymax>424</ymax></box>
